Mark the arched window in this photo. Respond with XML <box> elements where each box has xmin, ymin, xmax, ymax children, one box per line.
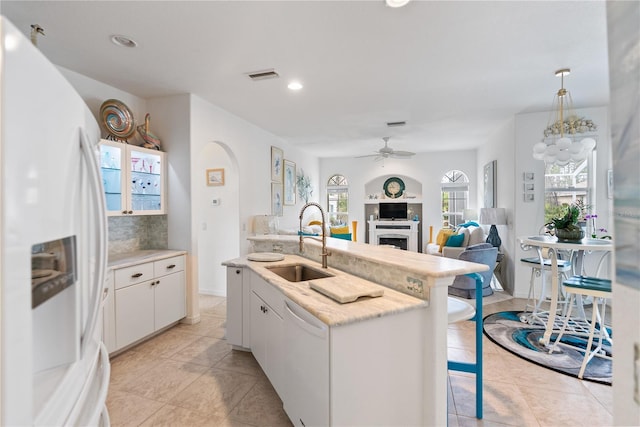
<box><xmin>441</xmin><ymin>170</ymin><xmax>469</xmax><ymax>227</ymax></box>
<box><xmin>327</xmin><ymin>174</ymin><xmax>349</xmax><ymax>225</ymax></box>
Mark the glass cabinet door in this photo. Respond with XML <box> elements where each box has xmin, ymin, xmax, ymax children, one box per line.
<box><xmin>100</xmin><ymin>143</ymin><xmax>124</xmax><ymax>214</ymax></box>
<box><xmin>99</xmin><ymin>140</ymin><xmax>166</xmax><ymax>216</ymax></box>
<box><xmin>129</xmin><ymin>148</ymin><xmax>163</xmax><ymax>213</ymax></box>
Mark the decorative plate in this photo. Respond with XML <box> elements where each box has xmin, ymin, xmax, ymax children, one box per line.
<box><xmin>383</xmin><ymin>176</ymin><xmax>405</xmax><ymax>199</ymax></box>
<box><xmin>100</xmin><ymin>99</ymin><xmax>135</xmax><ymax>139</ymax></box>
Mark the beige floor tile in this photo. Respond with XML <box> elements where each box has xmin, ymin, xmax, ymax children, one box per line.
<box><xmin>174</xmin><ymin>313</ymin><xmax>227</xmax><ymax>339</ymax></box>
<box><xmin>170</xmin><ymin>336</ymin><xmax>232</xmax><ymax>367</ymax></box>
<box><xmin>169</xmin><ymin>367</ymin><xmax>258</xmax><ymax>418</ymax></box>
<box><xmin>199</xmin><ymin>294</ymin><xmax>226</xmax><ymax>311</ymax></box>
<box><xmin>202</xmin><ymin>301</ymin><xmax>227</xmax><ymax>319</ymax></box>
<box><xmin>132</xmin><ymin>328</ymin><xmax>202</xmax><ymax>359</ymax></box>
<box><xmin>214</xmin><ymin>349</ymin><xmax>263</xmax><ymax>377</ymax></box>
<box><xmin>109</xmin><ymin>349</ymin><xmax>159</xmax><ymax>391</ymax></box>
<box><xmin>138</xmin><ymin>404</ymin><xmax>223</xmax><ymax>427</ymax></box>
<box><xmin>120</xmin><ymin>358</ymin><xmax>209</xmax><ymax>402</ymax></box>
<box><xmin>106</xmin><ymin>388</ymin><xmax>164</xmax><ymax>427</ymax></box>
<box><xmin>522</xmin><ymin>384</ymin><xmax>613</xmax><ymax>426</ymax></box>
<box><xmin>510</xmin><ymin>357</ymin><xmax>593</xmax><ymax>395</ymax></box>
<box><xmin>456</xmin><ymin>414</ymin><xmax>517</xmax><ymax>426</ymax></box>
<box><xmin>228</xmin><ymin>376</ymin><xmax>292</xmax><ymax>427</ymax></box>
<box><xmin>450</xmin><ymin>375</ymin><xmax>540</xmax><ymax>426</ymax></box>
<box><xmin>582</xmin><ymin>381</ymin><xmax>614</xmax><ymax>415</ymax></box>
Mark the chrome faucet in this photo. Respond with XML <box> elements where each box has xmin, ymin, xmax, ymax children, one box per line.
<box><xmin>299</xmin><ymin>202</ymin><xmax>331</xmax><ymax>268</ymax></box>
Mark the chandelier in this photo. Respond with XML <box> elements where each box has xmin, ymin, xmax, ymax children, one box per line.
<box><xmin>532</xmin><ymin>69</ymin><xmax>597</xmax><ymax>165</ymax></box>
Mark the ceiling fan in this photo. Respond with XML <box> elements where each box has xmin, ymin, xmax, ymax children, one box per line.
<box><xmin>356</xmin><ymin>137</ymin><xmax>415</xmax><ymax>161</ymax></box>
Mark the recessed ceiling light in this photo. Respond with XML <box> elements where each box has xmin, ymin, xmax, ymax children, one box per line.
<box><xmin>288</xmin><ymin>81</ymin><xmax>303</xmax><ymax>91</ymax></box>
<box><xmin>110</xmin><ymin>35</ymin><xmax>137</xmax><ymax>48</ymax></box>
<box><xmin>385</xmin><ymin>0</ymin><xmax>410</xmax><ymax>7</ymax></box>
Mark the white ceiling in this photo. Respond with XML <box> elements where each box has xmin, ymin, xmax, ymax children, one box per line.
<box><xmin>1</xmin><ymin>1</ymin><xmax>610</xmax><ymax>158</ymax></box>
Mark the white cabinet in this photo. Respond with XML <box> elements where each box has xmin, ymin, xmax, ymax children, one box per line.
<box><xmin>226</xmin><ymin>266</ymin><xmax>251</xmax><ymax>349</ymax></box>
<box><xmin>249</xmin><ymin>272</ymin><xmax>284</xmax><ymax>398</ymax></box>
<box><xmin>282</xmin><ymin>298</ymin><xmax>329</xmax><ymax>427</ymax></box>
<box><xmin>99</xmin><ymin>139</ymin><xmax>166</xmax><ymax>216</ymax></box>
<box><xmin>113</xmin><ymin>254</ymin><xmax>186</xmax><ymax>351</ymax></box>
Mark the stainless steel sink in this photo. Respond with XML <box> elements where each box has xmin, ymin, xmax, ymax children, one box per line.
<box><xmin>266</xmin><ymin>264</ymin><xmax>333</xmax><ymax>282</ymax></box>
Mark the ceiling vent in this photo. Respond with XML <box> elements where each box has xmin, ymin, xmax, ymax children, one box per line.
<box><xmin>247</xmin><ymin>69</ymin><xmax>280</xmax><ymax>81</ymax></box>
<box><xmin>386</xmin><ymin>121</ymin><xmax>406</xmax><ymax>127</ymax></box>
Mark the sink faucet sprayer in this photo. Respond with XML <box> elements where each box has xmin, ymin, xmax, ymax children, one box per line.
<box><xmin>299</xmin><ymin>202</ymin><xmax>331</xmax><ymax>268</ymax></box>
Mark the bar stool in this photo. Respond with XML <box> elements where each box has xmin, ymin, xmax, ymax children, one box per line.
<box><xmin>549</xmin><ymin>275</ymin><xmax>612</xmax><ymax>379</ymax></box>
<box><xmin>448</xmin><ymin>272</ymin><xmax>484</xmax><ymax>419</ymax></box>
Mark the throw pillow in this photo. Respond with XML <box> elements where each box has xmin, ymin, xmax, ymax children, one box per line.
<box><xmin>445</xmin><ymin>233</ymin><xmax>465</xmax><ymax>247</ymax></box>
<box><xmin>457</xmin><ymin>227</ymin><xmax>471</xmax><ymax>247</ymax></box>
<box><xmin>458</xmin><ymin>221</ymin><xmax>480</xmax><ymax>228</ymax></box>
<box><xmin>468</xmin><ymin>226</ymin><xmax>485</xmax><ymax>246</ymax></box>
<box><xmin>330</xmin><ymin>225</ymin><xmax>349</xmax><ymax>235</ymax></box>
<box><xmin>436</xmin><ymin>228</ymin><xmax>455</xmax><ymax>252</ymax></box>
<box><xmin>331</xmin><ymin>233</ymin><xmax>352</xmax><ymax>241</ymax></box>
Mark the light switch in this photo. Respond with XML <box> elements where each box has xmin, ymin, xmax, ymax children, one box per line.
<box><xmin>212</xmin><ymin>198</ymin><xmax>221</xmax><ymax>206</ymax></box>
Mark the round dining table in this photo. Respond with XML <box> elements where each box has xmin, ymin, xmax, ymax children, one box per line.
<box><xmin>518</xmin><ymin>235</ymin><xmax>613</xmax><ymax>346</ymax></box>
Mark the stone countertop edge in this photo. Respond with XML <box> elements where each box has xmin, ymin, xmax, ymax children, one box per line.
<box><xmin>247</xmin><ymin>234</ymin><xmax>489</xmax><ymax>279</ymax></box>
<box><xmin>108</xmin><ymin>249</ymin><xmax>187</xmax><ymax>269</ymax></box>
<box><xmin>223</xmin><ymin>254</ymin><xmax>427</xmax><ymax>327</ymax></box>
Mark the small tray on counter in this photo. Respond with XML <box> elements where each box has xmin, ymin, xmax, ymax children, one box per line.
<box><xmin>247</xmin><ymin>252</ymin><xmax>285</xmax><ymax>262</ymax></box>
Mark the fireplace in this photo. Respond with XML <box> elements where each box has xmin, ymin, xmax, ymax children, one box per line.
<box><xmin>378</xmin><ymin>236</ymin><xmax>408</xmax><ymax>250</ymax></box>
<box><xmin>368</xmin><ymin>220</ymin><xmax>419</xmax><ymax>252</ymax></box>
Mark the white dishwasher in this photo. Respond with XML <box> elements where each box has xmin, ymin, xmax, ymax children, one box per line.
<box><xmin>282</xmin><ymin>298</ymin><xmax>329</xmax><ymax>427</ymax></box>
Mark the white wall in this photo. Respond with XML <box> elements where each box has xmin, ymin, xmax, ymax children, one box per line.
<box><xmin>319</xmin><ymin>150</ymin><xmax>477</xmax><ymax>246</ymax></box>
<box><xmin>513</xmin><ymin>106</ymin><xmax>612</xmax><ymax>297</ymax></box>
<box><xmin>476</xmin><ymin>119</ymin><xmax>516</xmax><ymax>293</ymax></box>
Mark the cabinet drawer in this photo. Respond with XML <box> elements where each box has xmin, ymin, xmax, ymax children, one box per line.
<box><xmin>114</xmin><ymin>262</ymin><xmax>154</xmax><ymax>290</ymax></box>
<box><xmin>250</xmin><ymin>271</ymin><xmax>283</xmax><ymax>317</ymax></box>
<box><xmin>154</xmin><ymin>255</ymin><xmax>185</xmax><ymax>277</ymax></box>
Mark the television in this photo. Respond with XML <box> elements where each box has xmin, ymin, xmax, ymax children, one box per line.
<box><xmin>379</xmin><ymin>202</ymin><xmax>408</xmax><ymax>220</ymax></box>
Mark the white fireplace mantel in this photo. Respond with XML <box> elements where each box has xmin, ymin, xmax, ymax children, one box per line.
<box><xmin>368</xmin><ymin>220</ymin><xmax>420</xmax><ymax>252</ymax></box>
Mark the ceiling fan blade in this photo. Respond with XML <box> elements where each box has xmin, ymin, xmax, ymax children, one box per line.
<box><xmin>355</xmin><ymin>153</ymin><xmax>380</xmax><ymax>158</ymax></box>
<box><xmin>390</xmin><ymin>150</ymin><xmax>415</xmax><ymax>158</ymax></box>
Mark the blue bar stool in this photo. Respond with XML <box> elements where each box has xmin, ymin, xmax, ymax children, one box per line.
<box><xmin>448</xmin><ymin>272</ymin><xmax>484</xmax><ymax>419</ymax></box>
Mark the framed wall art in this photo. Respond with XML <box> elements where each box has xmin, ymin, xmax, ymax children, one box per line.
<box><xmin>271</xmin><ymin>182</ymin><xmax>283</xmax><ymax>216</ymax></box>
<box><xmin>206</xmin><ymin>168</ymin><xmax>224</xmax><ymax>186</ymax></box>
<box><xmin>284</xmin><ymin>159</ymin><xmax>296</xmax><ymax>205</ymax></box>
<box><xmin>483</xmin><ymin>160</ymin><xmax>497</xmax><ymax>208</ymax></box>
<box><xmin>271</xmin><ymin>146</ymin><xmax>283</xmax><ymax>182</ymax></box>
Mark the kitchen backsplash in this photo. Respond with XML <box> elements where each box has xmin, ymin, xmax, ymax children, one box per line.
<box><xmin>108</xmin><ymin>215</ymin><xmax>168</xmax><ymax>256</ymax></box>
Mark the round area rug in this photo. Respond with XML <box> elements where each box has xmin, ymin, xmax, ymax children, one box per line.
<box><xmin>483</xmin><ymin>311</ymin><xmax>612</xmax><ymax>385</ymax></box>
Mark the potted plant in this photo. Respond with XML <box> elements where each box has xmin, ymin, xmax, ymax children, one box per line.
<box><xmin>547</xmin><ymin>203</ymin><xmax>585</xmax><ymax>242</ymax></box>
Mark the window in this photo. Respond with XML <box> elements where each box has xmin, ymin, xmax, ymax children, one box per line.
<box><xmin>441</xmin><ymin>170</ymin><xmax>469</xmax><ymax>228</ymax></box>
<box><xmin>327</xmin><ymin>174</ymin><xmax>348</xmax><ymax>225</ymax></box>
<box><xmin>544</xmin><ymin>154</ymin><xmax>594</xmax><ymax>224</ymax></box>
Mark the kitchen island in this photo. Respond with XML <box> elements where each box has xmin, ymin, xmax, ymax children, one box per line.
<box><xmin>225</xmin><ymin>236</ymin><xmax>488</xmax><ymax>426</ymax></box>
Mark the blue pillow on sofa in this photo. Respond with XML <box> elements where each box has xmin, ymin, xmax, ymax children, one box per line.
<box><xmin>457</xmin><ymin>221</ymin><xmax>480</xmax><ymax>228</ymax></box>
<box><xmin>445</xmin><ymin>233</ymin><xmax>465</xmax><ymax>247</ymax></box>
<box><xmin>331</xmin><ymin>233</ymin><xmax>352</xmax><ymax>241</ymax></box>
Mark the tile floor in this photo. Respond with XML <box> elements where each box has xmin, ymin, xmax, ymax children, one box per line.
<box><xmin>106</xmin><ymin>292</ymin><xmax>613</xmax><ymax>426</ymax></box>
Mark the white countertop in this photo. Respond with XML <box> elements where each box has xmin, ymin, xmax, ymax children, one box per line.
<box><xmin>224</xmin><ymin>254</ymin><xmax>427</xmax><ymax>327</ymax></box>
<box><xmin>108</xmin><ymin>249</ymin><xmax>187</xmax><ymax>269</ymax></box>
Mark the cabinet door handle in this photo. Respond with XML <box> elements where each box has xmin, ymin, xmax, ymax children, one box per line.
<box><xmin>235</xmin><ymin>269</ymin><xmax>241</xmax><ymax>275</ymax></box>
<box><xmin>122</xmin><ymin>210</ymin><xmax>128</xmax><ymax>214</ymax></box>
<box><xmin>131</xmin><ymin>273</ymin><xmax>143</xmax><ymax>278</ymax></box>
<box><xmin>166</xmin><ymin>264</ymin><xmax>176</xmax><ymax>269</ymax></box>
<box><xmin>156</xmin><ymin>280</ymin><xmax>160</xmax><ymax>286</ymax></box>
<box><xmin>128</xmin><ymin>210</ymin><xmax>133</xmax><ymax>214</ymax></box>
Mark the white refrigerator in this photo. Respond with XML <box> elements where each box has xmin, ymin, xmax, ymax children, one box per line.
<box><xmin>1</xmin><ymin>16</ymin><xmax>110</xmax><ymax>425</ymax></box>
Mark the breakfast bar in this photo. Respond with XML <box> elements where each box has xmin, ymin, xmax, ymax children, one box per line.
<box><xmin>226</xmin><ymin>235</ymin><xmax>488</xmax><ymax>426</ymax></box>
